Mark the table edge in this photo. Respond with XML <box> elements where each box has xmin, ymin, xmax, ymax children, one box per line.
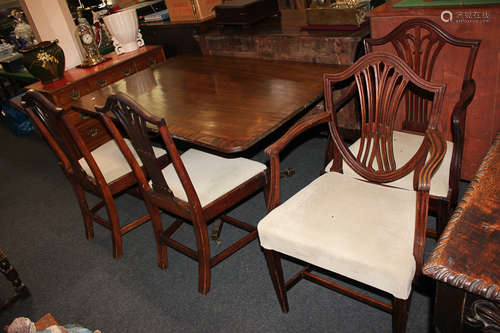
<box><xmin>423</xmin><ymin>131</ymin><xmax>500</xmax><ymax>301</ymax></box>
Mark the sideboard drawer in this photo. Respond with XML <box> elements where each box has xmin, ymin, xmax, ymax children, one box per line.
<box><xmin>56</xmin><ymin>82</ymin><xmax>91</xmax><ymax>107</ymax></box>
<box><xmin>76</xmin><ymin>118</ymin><xmax>111</xmax><ymax>151</ymax></box>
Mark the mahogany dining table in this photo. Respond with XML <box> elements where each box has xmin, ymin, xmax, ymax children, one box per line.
<box><xmin>71</xmin><ymin>54</ymin><xmax>347</xmax><ymax>154</ymax></box>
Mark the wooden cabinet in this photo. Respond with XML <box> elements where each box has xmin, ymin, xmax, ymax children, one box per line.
<box><xmin>368</xmin><ymin>1</ymin><xmax>500</xmax><ymax>180</ymax></box>
<box><xmin>140</xmin><ymin>20</ymin><xmax>215</xmax><ymax>57</ymax></box>
<box><xmin>25</xmin><ymin>45</ymin><xmax>166</xmax><ymax>150</ymax></box>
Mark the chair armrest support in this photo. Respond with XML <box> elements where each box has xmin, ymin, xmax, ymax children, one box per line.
<box><xmin>264</xmin><ymin>112</ymin><xmax>331</xmax><ymax>211</ymax></box>
<box><xmin>448</xmin><ymin>79</ymin><xmax>475</xmax><ymax>204</ymax></box>
<box><xmin>451</xmin><ymin>79</ymin><xmax>475</xmax><ymax>142</ymax></box>
<box><xmin>417</xmin><ymin>129</ymin><xmax>447</xmax><ymax>193</ymax></box>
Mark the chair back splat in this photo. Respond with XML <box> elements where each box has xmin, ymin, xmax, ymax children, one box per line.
<box><xmin>325</xmin><ymin>53</ymin><xmax>445</xmax><ymax>186</ymax></box>
<box><xmin>98</xmin><ymin>92</ymin><xmax>268</xmax><ymax>295</ymax></box>
<box><xmin>258</xmin><ymin>52</ymin><xmax>446</xmax><ymax>332</ymax></box>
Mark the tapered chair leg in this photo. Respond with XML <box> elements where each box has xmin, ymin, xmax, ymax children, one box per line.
<box><xmin>392</xmin><ymin>297</ymin><xmax>409</xmax><ymax>333</ymax></box>
<box><xmin>263</xmin><ymin>249</ymin><xmax>289</xmax><ymax>313</ymax></box>
<box><xmin>103</xmin><ymin>195</ymin><xmax>123</xmax><ymax>259</ymax></box>
<box><xmin>192</xmin><ymin>221</ymin><xmax>211</xmax><ymax>295</ymax></box>
<box><xmin>148</xmin><ymin>203</ymin><xmax>167</xmax><ymax>269</ymax></box>
<box><xmin>71</xmin><ymin>182</ymin><xmax>94</xmax><ymax>240</ymax></box>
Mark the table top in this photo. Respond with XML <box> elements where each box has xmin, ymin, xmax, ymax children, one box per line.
<box><xmin>72</xmin><ymin>55</ymin><xmax>346</xmax><ymax>153</ymax></box>
<box><xmin>423</xmin><ymin>131</ymin><xmax>500</xmax><ymax>301</ymax></box>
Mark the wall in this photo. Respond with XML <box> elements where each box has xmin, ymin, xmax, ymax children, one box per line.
<box><xmin>19</xmin><ymin>0</ymin><xmax>82</xmax><ymax>69</ymax></box>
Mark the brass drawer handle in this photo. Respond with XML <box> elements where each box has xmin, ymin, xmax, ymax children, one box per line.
<box><xmin>79</xmin><ymin>113</ymin><xmax>90</xmax><ymax>120</ymax></box>
<box><xmin>97</xmin><ymin>79</ymin><xmax>107</xmax><ymax>87</ymax></box>
<box><xmin>87</xmin><ymin>128</ymin><xmax>99</xmax><ymax>137</ymax></box>
<box><xmin>70</xmin><ymin>88</ymin><xmax>80</xmax><ymax>100</ymax></box>
<box><xmin>121</xmin><ymin>67</ymin><xmax>132</xmax><ymax>76</ymax></box>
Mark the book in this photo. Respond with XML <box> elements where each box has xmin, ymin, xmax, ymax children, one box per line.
<box><xmin>143</xmin><ymin>9</ymin><xmax>170</xmax><ymax>21</ymax></box>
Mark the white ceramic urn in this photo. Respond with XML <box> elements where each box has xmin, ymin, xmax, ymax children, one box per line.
<box><xmin>103</xmin><ymin>9</ymin><xmax>144</xmax><ymax>55</ymax></box>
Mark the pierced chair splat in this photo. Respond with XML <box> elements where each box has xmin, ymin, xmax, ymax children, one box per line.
<box><xmin>98</xmin><ymin>93</ymin><xmax>268</xmax><ymax>295</ymax></box>
<box><xmin>325</xmin><ymin>18</ymin><xmax>480</xmax><ymax>238</ymax></box>
<box><xmin>21</xmin><ymin>90</ymin><xmax>168</xmax><ymax>259</ymax></box>
<box><xmin>258</xmin><ymin>52</ymin><xmax>446</xmax><ymax>332</ymax></box>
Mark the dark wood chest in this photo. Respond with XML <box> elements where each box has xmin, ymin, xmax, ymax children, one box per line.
<box><xmin>214</xmin><ymin>0</ymin><xmax>280</xmax><ymax>28</ymax></box>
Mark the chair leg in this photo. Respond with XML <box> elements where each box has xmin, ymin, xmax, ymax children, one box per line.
<box><xmin>192</xmin><ymin>220</ymin><xmax>211</xmax><ymax>295</ymax></box>
<box><xmin>103</xmin><ymin>195</ymin><xmax>123</xmax><ymax>259</ymax></box>
<box><xmin>436</xmin><ymin>200</ymin><xmax>450</xmax><ymax>236</ymax></box>
<box><xmin>70</xmin><ymin>182</ymin><xmax>94</xmax><ymax>240</ymax></box>
<box><xmin>263</xmin><ymin>249</ymin><xmax>289</xmax><ymax>313</ymax></box>
<box><xmin>392</xmin><ymin>297</ymin><xmax>409</xmax><ymax>333</ymax></box>
<box><xmin>147</xmin><ymin>203</ymin><xmax>167</xmax><ymax>270</ymax></box>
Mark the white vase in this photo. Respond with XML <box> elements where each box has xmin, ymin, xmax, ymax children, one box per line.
<box><xmin>103</xmin><ymin>9</ymin><xmax>144</xmax><ymax>55</ymax></box>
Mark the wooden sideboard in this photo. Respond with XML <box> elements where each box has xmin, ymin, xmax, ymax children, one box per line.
<box><xmin>196</xmin><ymin>9</ymin><xmax>368</xmax><ymax>65</ymax></box>
<box><xmin>25</xmin><ymin>45</ymin><xmax>166</xmax><ymax>150</ymax></box>
<box><xmin>423</xmin><ymin>131</ymin><xmax>500</xmax><ymax>332</ymax></box>
<box><xmin>368</xmin><ymin>1</ymin><xmax>500</xmax><ymax>180</ymax></box>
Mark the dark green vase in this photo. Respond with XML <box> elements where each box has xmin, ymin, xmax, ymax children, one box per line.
<box><xmin>20</xmin><ymin>40</ymin><xmax>65</xmax><ymax>84</ymax></box>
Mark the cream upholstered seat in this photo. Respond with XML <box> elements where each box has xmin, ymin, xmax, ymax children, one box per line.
<box><xmin>98</xmin><ymin>92</ymin><xmax>268</xmax><ymax>295</ymax></box>
<box><xmin>158</xmin><ymin>148</ymin><xmax>266</xmax><ymax>207</ymax></box>
<box><xmin>79</xmin><ymin>138</ymin><xmax>166</xmax><ymax>183</ymax></box>
<box><xmin>258</xmin><ymin>171</ymin><xmax>416</xmax><ymax>299</ymax></box>
<box><xmin>258</xmin><ymin>53</ymin><xmax>447</xmax><ymax>332</ymax></box>
<box><xmin>325</xmin><ymin>131</ymin><xmax>453</xmax><ymax>198</ymax></box>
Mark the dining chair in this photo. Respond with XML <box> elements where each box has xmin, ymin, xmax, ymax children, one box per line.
<box><xmin>21</xmin><ymin>89</ymin><xmax>168</xmax><ymax>259</ymax></box>
<box><xmin>258</xmin><ymin>52</ymin><xmax>446</xmax><ymax>332</ymax></box>
<box><xmin>325</xmin><ymin>18</ymin><xmax>480</xmax><ymax>238</ymax></box>
<box><xmin>97</xmin><ymin>92</ymin><xmax>268</xmax><ymax>295</ymax></box>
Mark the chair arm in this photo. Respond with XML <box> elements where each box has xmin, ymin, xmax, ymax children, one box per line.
<box><xmin>264</xmin><ymin>112</ymin><xmax>331</xmax><ymax>211</ymax></box>
<box><xmin>451</xmin><ymin>79</ymin><xmax>475</xmax><ymax>132</ymax></box>
<box><xmin>455</xmin><ymin>79</ymin><xmax>476</xmax><ymax>113</ymax></box>
<box><xmin>416</xmin><ymin>129</ymin><xmax>447</xmax><ymax>193</ymax></box>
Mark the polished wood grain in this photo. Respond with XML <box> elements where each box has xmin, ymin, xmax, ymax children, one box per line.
<box><xmin>72</xmin><ymin>55</ymin><xmax>346</xmax><ymax>153</ymax></box>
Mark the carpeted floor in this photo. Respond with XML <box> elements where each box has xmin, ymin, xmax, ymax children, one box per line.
<box><xmin>0</xmin><ymin>118</ymin><xmax>443</xmax><ymax>332</ymax></box>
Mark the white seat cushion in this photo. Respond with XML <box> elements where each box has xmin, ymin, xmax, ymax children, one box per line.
<box><xmin>79</xmin><ymin>138</ymin><xmax>166</xmax><ymax>183</ymax></box>
<box><xmin>160</xmin><ymin>148</ymin><xmax>267</xmax><ymax>207</ymax></box>
<box><xmin>258</xmin><ymin>172</ymin><xmax>416</xmax><ymax>299</ymax></box>
<box><xmin>325</xmin><ymin>130</ymin><xmax>453</xmax><ymax>198</ymax></box>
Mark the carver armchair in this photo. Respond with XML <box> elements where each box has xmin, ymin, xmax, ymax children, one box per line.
<box><xmin>21</xmin><ymin>90</ymin><xmax>167</xmax><ymax>258</ymax></box>
<box><xmin>325</xmin><ymin>18</ymin><xmax>480</xmax><ymax>237</ymax></box>
<box><xmin>258</xmin><ymin>53</ymin><xmax>446</xmax><ymax>332</ymax></box>
<box><xmin>98</xmin><ymin>93</ymin><xmax>268</xmax><ymax>295</ymax></box>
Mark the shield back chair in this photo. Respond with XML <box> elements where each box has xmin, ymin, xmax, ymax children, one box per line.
<box><xmin>21</xmin><ymin>89</ymin><xmax>168</xmax><ymax>258</ymax></box>
<box><xmin>97</xmin><ymin>92</ymin><xmax>268</xmax><ymax>295</ymax></box>
<box><xmin>325</xmin><ymin>18</ymin><xmax>480</xmax><ymax>238</ymax></box>
<box><xmin>258</xmin><ymin>52</ymin><xmax>446</xmax><ymax>332</ymax></box>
